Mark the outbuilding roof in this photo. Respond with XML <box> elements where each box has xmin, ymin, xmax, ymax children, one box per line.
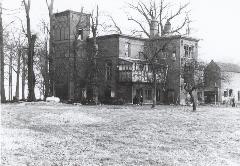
<box><xmin>216</xmin><ymin>62</ymin><xmax>240</xmax><ymax>73</ymax></box>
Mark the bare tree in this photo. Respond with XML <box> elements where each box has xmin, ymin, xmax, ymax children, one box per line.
<box><xmin>0</xmin><ymin>2</ymin><xmax>6</xmax><ymax>103</ymax></box>
<box><xmin>13</xmin><ymin>31</ymin><xmax>26</xmax><ymax>101</ymax></box>
<box><xmin>127</xmin><ymin>0</ymin><xmax>190</xmax><ymax>37</ymax></box>
<box><xmin>8</xmin><ymin>51</ymin><xmax>13</xmax><ymax>101</ymax></box>
<box><xmin>23</xmin><ymin>0</ymin><xmax>37</xmax><ymax>101</ymax></box>
<box><xmin>90</xmin><ymin>5</ymin><xmax>99</xmax><ymax>104</ymax></box>
<box><xmin>38</xmin><ymin>20</ymin><xmax>50</xmax><ymax>100</ymax></box>
<box><xmin>22</xmin><ymin>49</ymin><xmax>27</xmax><ymax>100</ymax></box>
<box><xmin>45</xmin><ymin>0</ymin><xmax>54</xmax><ymax>96</ymax></box>
<box><xmin>15</xmin><ymin>49</ymin><xmax>21</xmax><ymax>100</ymax></box>
<box><xmin>4</xmin><ymin>28</ymin><xmax>26</xmax><ymax>101</ymax></box>
<box><xmin>105</xmin><ymin>15</ymin><xmax>122</xmax><ymax>34</ymax></box>
<box><xmin>181</xmin><ymin>60</ymin><xmax>205</xmax><ymax>111</ymax></box>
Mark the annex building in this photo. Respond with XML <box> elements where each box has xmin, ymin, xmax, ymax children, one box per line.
<box><xmin>204</xmin><ymin>60</ymin><xmax>240</xmax><ymax>105</ymax></box>
<box><xmin>52</xmin><ymin>10</ymin><xmax>199</xmax><ymax>104</ymax></box>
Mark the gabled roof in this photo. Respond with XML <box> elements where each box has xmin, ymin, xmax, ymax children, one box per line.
<box><xmin>216</xmin><ymin>62</ymin><xmax>240</xmax><ymax>73</ymax></box>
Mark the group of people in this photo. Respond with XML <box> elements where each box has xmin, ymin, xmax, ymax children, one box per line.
<box><xmin>133</xmin><ymin>95</ymin><xmax>143</xmax><ymax>105</ymax></box>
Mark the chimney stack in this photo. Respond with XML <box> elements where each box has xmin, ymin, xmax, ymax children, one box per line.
<box><xmin>163</xmin><ymin>20</ymin><xmax>171</xmax><ymax>35</ymax></box>
<box><xmin>150</xmin><ymin>18</ymin><xmax>158</xmax><ymax>38</ymax></box>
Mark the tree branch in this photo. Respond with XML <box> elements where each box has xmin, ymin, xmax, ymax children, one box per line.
<box><xmin>167</xmin><ymin>2</ymin><xmax>189</xmax><ymax>22</ymax></box>
<box><xmin>128</xmin><ymin>17</ymin><xmax>150</xmax><ymax>38</ymax></box>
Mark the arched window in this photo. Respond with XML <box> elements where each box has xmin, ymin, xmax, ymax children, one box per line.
<box><xmin>60</xmin><ymin>27</ymin><xmax>63</xmax><ymax>40</ymax></box>
<box><xmin>64</xmin><ymin>27</ymin><xmax>69</xmax><ymax>40</ymax></box>
<box><xmin>105</xmin><ymin>62</ymin><xmax>112</xmax><ymax>80</ymax></box>
<box><xmin>55</xmin><ymin>27</ymin><xmax>61</xmax><ymax>41</ymax></box>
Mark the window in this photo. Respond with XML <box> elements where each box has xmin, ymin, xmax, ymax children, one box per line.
<box><xmin>125</xmin><ymin>42</ymin><xmax>131</xmax><ymax>57</ymax></box>
<box><xmin>78</xmin><ymin>28</ymin><xmax>83</xmax><ymax>40</ymax></box>
<box><xmin>139</xmin><ymin>64</ymin><xmax>144</xmax><ymax>70</ymax></box>
<box><xmin>59</xmin><ymin>27</ymin><xmax>63</xmax><ymax>40</ymax></box>
<box><xmin>55</xmin><ymin>28</ymin><xmax>61</xmax><ymax>40</ymax></box>
<box><xmin>145</xmin><ymin>89</ymin><xmax>152</xmax><ymax>100</ymax></box>
<box><xmin>197</xmin><ymin>92</ymin><xmax>203</xmax><ymax>102</ymax></box>
<box><xmin>238</xmin><ymin>91</ymin><xmax>240</xmax><ymax>101</ymax></box>
<box><xmin>229</xmin><ymin>89</ymin><xmax>233</xmax><ymax>97</ymax></box>
<box><xmin>105</xmin><ymin>62</ymin><xmax>112</xmax><ymax>80</ymax></box>
<box><xmin>156</xmin><ymin>89</ymin><xmax>161</xmax><ymax>101</ymax></box>
<box><xmin>184</xmin><ymin>45</ymin><xmax>194</xmax><ymax>58</ymax></box>
<box><xmin>184</xmin><ymin>45</ymin><xmax>188</xmax><ymax>57</ymax></box>
<box><xmin>64</xmin><ymin>28</ymin><xmax>69</xmax><ymax>40</ymax></box>
<box><xmin>139</xmin><ymin>52</ymin><xmax>144</xmax><ymax>59</ymax></box>
<box><xmin>223</xmin><ymin>90</ymin><xmax>227</xmax><ymax>97</ymax></box>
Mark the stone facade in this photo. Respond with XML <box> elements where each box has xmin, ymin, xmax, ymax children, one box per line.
<box><xmin>52</xmin><ymin>10</ymin><xmax>90</xmax><ymax>100</ymax></box>
<box><xmin>52</xmin><ymin>10</ymin><xmax>199</xmax><ymax>104</ymax></box>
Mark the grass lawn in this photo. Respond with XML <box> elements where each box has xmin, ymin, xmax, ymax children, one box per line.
<box><xmin>1</xmin><ymin>103</ymin><xmax>240</xmax><ymax>166</ymax></box>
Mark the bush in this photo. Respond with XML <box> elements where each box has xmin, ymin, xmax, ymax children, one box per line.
<box><xmin>101</xmin><ymin>97</ymin><xmax>125</xmax><ymax>105</ymax></box>
<box><xmin>80</xmin><ymin>98</ymin><xmax>100</xmax><ymax>105</ymax></box>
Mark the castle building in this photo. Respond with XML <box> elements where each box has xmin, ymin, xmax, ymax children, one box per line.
<box><xmin>52</xmin><ymin>10</ymin><xmax>199</xmax><ymax>104</ymax></box>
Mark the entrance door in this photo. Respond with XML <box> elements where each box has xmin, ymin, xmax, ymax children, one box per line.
<box><xmin>156</xmin><ymin>89</ymin><xmax>161</xmax><ymax>102</ymax></box>
<box><xmin>136</xmin><ymin>88</ymin><xmax>143</xmax><ymax>97</ymax></box>
<box><xmin>167</xmin><ymin>90</ymin><xmax>175</xmax><ymax>104</ymax></box>
<box><xmin>204</xmin><ymin>91</ymin><xmax>217</xmax><ymax>104</ymax></box>
<box><xmin>104</xmin><ymin>86</ymin><xmax>111</xmax><ymax>99</ymax></box>
<box><xmin>87</xmin><ymin>88</ymin><xmax>93</xmax><ymax>100</ymax></box>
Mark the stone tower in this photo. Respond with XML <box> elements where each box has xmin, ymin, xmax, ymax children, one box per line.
<box><xmin>52</xmin><ymin>10</ymin><xmax>90</xmax><ymax>100</ymax></box>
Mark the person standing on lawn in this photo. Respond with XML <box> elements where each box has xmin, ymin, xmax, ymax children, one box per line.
<box><xmin>140</xmin><ymin>95</ymin><xmax>143</xmax><ymax>106</ymax></box>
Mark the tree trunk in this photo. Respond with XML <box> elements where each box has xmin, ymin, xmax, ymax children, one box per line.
<box><xmin>189</xmin><ymin>91</ymin><xmax>196</xmax><ymax>111</ymax></box>
<box><xmin>152</xmin><ymin>69</ymin><xmax>157</xmax><ymax>108</ymax></box>
<box><xmin>9</xmin><ymin>53</ymin><xmax>12</xmax><ymax>101</ymax></box>
<box><xmin>27</xmin><ymin>34</ymin><xmax>36</xmax><ymax>101</ymax></box>
<box><xmin>49</xmin><ymin>17</ymin><xmax>55</xmax><ymax>96</ymax></box>
<box><xmin>0</xmin><ymin>3</ymin><xmax>6</xmax><ymax>103</ymax></box>
<box><xmin>47</xmin><ymin>0</ymin><xmax>55</xmax><ymax>97</ymax></box>
<box><xmin>44</xmin><ymin>40</ymin><xmax>49</xmax><ymax>100</ymax></box>
<box><xmin>73</xmin><ymin>40</ymin><xmax>77</xmax><ymax>101</ymax></box>
<box><xmin>24</xmin><ymin>3</ymin><xmax>36</xmax><ymax>101</ymax></box>
<box><xmin>93</xmin><ymin>39</ymin><xmax>98</xmax><ymax>104</ymax></box>
<box><xmin>22</xmin><ymin>52</ymin><xmax>26</xmax><ymax>100</ymax></box>
<box><xmin>15</xmin><ymin>49</ymin><xmax>21</xmax><ymax>100</ymax></box>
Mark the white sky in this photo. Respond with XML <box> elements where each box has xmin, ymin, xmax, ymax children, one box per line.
<box><xmin>2</xmin><ymin>0</ymin><xmax>240</xmax><ymax>64</ymax></box>
<box><xmin>2</xmin><ymin>0</ymin><xmax>240</xmax><ymax>99</ymax></box>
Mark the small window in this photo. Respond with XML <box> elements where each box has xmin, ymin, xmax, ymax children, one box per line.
<box><xmin>60</xmin><ymin>28</ymin><xmax>65</xmax><ymax>40</ymax></box>
<box><xmin>224</xmin><ymin>91</ymin><xmax>228</xmax><ymax>97</ymax></box>
<box><xmin>238</xmin><ymin>91</ymin><xmax>240</xmax><ymax>101</ymax></box>
<box><xmin>229</xmin><ymin>89</ymin><xmax>233</xmax><ymax>97</ymax></box>
<box><xmin>78</xmin><ymin>28</ymin><xmax>83</xmax><ymax>40</ymax></box>
<box><xmin>125</xmin><ymin>42</ymin><xmax>131</xmax><ymax>57</ymax></box>
<box><xmin>64</xmin><ymin>28</ymin><xmax>69</xmax><ymax>40</ymax></box>
<box><xmin>139</xmin><ymin>52</ymin><xmax>144</xmax><ymax>59</ymax></box>
<box><xmin>184</xmin><ymin>45</ymin><xmax>194</xmax><ymax>58</ymax></box>
<box><xmin>184</xmin><ymin>45</ymin><xmax>188</xmax><ymax>57</ymax></box>
<box><xmin>139</xmin><ymin>64</ymin><xmax>144</xmax><ymax>71</ymax></box>
<box><xmin>55</xmin><ymin>27</ymin><xmax>61</xmax><ymax>41</ymax></box>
